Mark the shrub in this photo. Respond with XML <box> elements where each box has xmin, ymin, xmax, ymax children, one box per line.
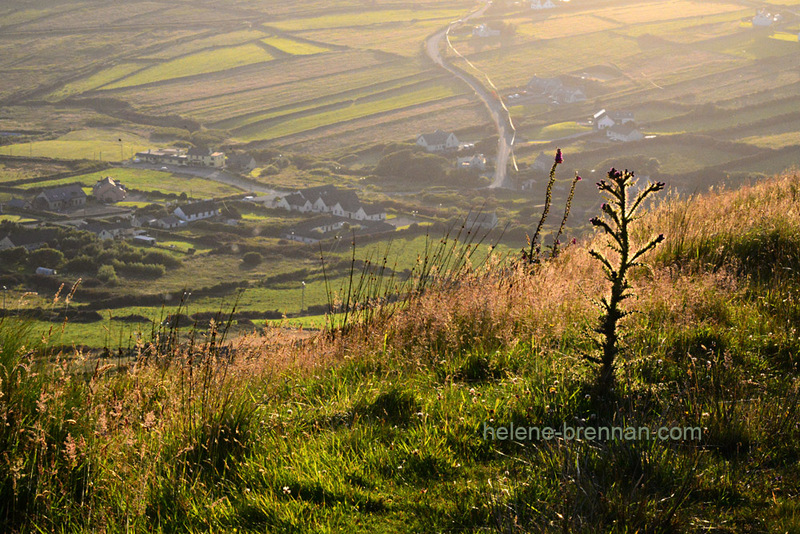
<box><xmin>242</xmin><ymin>252</ymin><xmax>262</xmax><ymax>266</ymax></box>
<box><xmin>97</xmin><ymin>264</ymin><xmax>118</xmax><ymax>286</ymax></box>
<box><xmin>27</xmin><ymin>248</ymin><xmax>64</xmax><ymax>269</ymax></box>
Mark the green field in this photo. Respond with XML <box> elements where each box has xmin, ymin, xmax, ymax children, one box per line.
<box><xmin>0</xmin><ymin>129</ymin><xmax>149</xmax><ymax>162</ymax></box>
<box><xmin>234</xmin><ymin>81</ymin><xmax>465</xmax><ymax>141</ymax></box>
<box><xmin>103</xmin><ymin>44</ymin><xmax>275</xmax><ymax>89</ymax></box>
<box><xmin>260</xmin><ymin>35</ymin><xmax>329</xmax><ymax>55</ymax></box>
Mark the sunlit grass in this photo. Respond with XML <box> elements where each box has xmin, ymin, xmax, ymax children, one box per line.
<box><xmin>261</xmin><ymin>35</ymin><xmax>329</xmax><ymax>55</ymax></box>
<box><xmin>104</xmin><ymin>44</ymin><xmax>275</xmax><ymax>89</ymax></box>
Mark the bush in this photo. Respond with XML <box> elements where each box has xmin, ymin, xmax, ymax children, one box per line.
<box><xmin>97</xmin><ymin>265</ymin><xmax>119</xmax><ymax>286</ymax></box>
<box><xmin>242</xmin><ymin>252</ymin><xmax>262</xmax><ymax>266</ymax></box>
<box><xmin>63</xmin><ymin>255</ymin><xmax>99</xmax><ymax>275</ymax></box>
<box><xmin>27</xmin><ymin>248</ymin><xmax>64</xmax><ymax>269</ymax></box>
<box><xmin>0</xmin><ymin>246</ymin><xmax>28</xmax><ymax>268</ymax></box>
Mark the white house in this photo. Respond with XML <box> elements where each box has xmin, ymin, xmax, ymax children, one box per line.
<box><xmin>607</xmin><ymin>124</ymin><xmax>644</xmax><ymax>142</ymax></box>
<box><xmin>416</xmin><ymin>130</ymin><xmax>460</xmax><ymax>152</ymax></box>
<box><xmin>593</xmin><ymin>109</ymin><xmax>635</xmax><ymax>130</ymax></box>
<box><xmin>473</xmin><ymin>24</ymin><xmax>501</xmax><ymax>38</ymax></box>
<box><xmin>276</xmin><ymin>185</ymin><xmax>386</xmax><ymax>221</ymax></box>
<box><xmin>174</xmin><ymin>200</ymin><xmax>221</xmax><ymax>222</ymax></box>
<box><xmin>152</xmin><ymin>215</ymin><xmax>186</xmax><ymax>229</ymax></box>
<box><xmin>457</xmin><ymin>154</ymin><xmax>487</xmax><ymax>170</ymax></box>
<box><xmin>753</xmin><ymin>8</ymin><xmax>777</xmax><ymax>26</ymax></box>
<box><xmin>531</xmin><ymin>0</ymin><xmax>556</xmax><ymax>9</ymax></box>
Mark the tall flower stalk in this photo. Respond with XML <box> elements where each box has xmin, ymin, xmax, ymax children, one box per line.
<box><xmin>587</xmin><ymin>168</ymin><xmax>665</xmax><ymax>392</ymax></box>
<box><xmin>524</xmin><ymin>149</ymin><xmax>565</xmax><ymax>264</ymax></box>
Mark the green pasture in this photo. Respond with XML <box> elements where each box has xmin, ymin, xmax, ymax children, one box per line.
<box><xmin>0</xmin><ymin>129</ymin><xmax>149</xmax><ymax>163</ymax></box>
<box><xmin>467</xmin><ymin>32</ymin><xmax>642</xmax><ymax>88</ymax></box>
<box><xmin>260</xmin><ymin>35</ymin><xmax>329</xmax><ymax>55</ymax></box>
<box><xmin>268</xmin><ymin>8</ymin><xmax>463</xmax><ymax>31</ymax></box>
<box><xmin>522</xmin><ymin>122</ymin><xmax>593</xmax><ymax>141</ymax></box>
<box><xmin>46</xmin><ymin>63</ymin><xmax>143</xmax><ymax>101</ymax></box>
<box><xmin>103</xmin><ymin>44</ymin><xmax>275</xmax><ymax>90</ymax></box>
<box><xmin>216</xmin><ymin>72</ymin><xmax>441</xmax><ymax>131</ymax></box>
<box><xmin>141</xmin><ymin>29</ymin><xmax>267</xmax><ymax>60</ymax></box>
<box><xmin>115</xmin><ymin>50</ymin><xmax>392</xmax><ymax>121</ymax></box>
<box><xmin>234</xmin><ymin>81</ymin><xmax>464</xmax><ymax>141</ymax></box>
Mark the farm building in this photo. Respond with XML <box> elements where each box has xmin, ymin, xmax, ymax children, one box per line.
<box><xmin>0</xmin><ymin>228</ymin><xmax>58</xmax><ymax>251</ymax></box>
<box><xmin>135</xmin><ymin>148</ymin><xmax>187</xmax><ymax>166</ymax></box>
<box><xmin>32</xmin><ymin>184</ymin><xmax>87</xmax><ymax>211</ymax></box>
<box><xmin>416</xmin><ymin>130</ymin><xmax>460</xmax><ymax>152</ymax></box>
<box><xmin>227</xmin><ymin>153</ymin><xmax>257</xmax><ymax>172</ymax></box>
<box><xmin>92</xmin><ymin>176</ymin><xmax>127</xmax><ymax>203</ymax></box>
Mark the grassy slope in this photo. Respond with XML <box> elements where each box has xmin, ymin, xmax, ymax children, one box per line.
<box><xmin>3</xmin><ymin>172</ymin><xmax>800</xmax><ymax>532</ymax></box>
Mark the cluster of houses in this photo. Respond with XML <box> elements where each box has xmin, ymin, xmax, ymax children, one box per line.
<box><xmin>269</xmin><ymin>185</ymin><xmax>393</xmax><ymax>244</ymax></box>
<box><xmin>592</xmin><ymin>109</ymin><xmax>643</xmax><ymax>142</ymax></box>
<box><xmin>134</xmin><ymin>147</ymin><xmax>226</xmax><ymax>168</ymax></box>
<box><xmin>0</xmin><ymin>195</ymin><xmax>222</xmax><ymax>252</ymax></box>
<box><xmin>17</xmin><ymin>177</ymin><xmax>129</xmax><ymax>213</ymax></box>
<box><xmin>527</xmin><ymin>76</ymin><xmax>586</xmax><ymax>105</ymax></box>
<box><xmin>275</xmin><ymin>185</ymin><xmax>385</xmax><ymax>222</ymax></box>
<box><xmin>133</xmin><ymin>147</ymin><xmax>259</xmax><ymax>171</ymax></box>
<box><xmin>752</xmin><ymin>8</ymin><xmax>783</xmax><ymax>27</ymax></box>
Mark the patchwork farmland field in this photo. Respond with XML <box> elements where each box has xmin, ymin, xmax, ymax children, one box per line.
<box><xmin>103</xmin><ymin>44</ymin><xmax>276</xmax><ymax>89</ymax></box>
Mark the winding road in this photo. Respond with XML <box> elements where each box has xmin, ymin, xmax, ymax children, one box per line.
<box><xmin>425</xmin><ymin>1</ymin><xmax>516</xmax><ymax>189</ymax></box>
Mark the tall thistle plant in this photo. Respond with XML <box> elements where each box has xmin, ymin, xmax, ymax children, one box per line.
<box><xmin>523</xmin><ymin>148</ymin><xmax>581</xmax><ymax>264</ymax></box>
<box><xmin>587</xmin><ymin>168</ymin><xmax>665</xmax><ymax>393</ymax></box>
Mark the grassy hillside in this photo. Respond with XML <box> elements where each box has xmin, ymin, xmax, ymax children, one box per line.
<box><xmin>2</xmin><ymin>170</ymin><xmax>800</xmax><ymax>532</ymax></box>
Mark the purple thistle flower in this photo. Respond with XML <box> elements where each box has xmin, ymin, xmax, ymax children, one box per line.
<box><xmin>555</xmin><ymin>149</ymin><xmax>563</xmax><ymax>164</ymax></box>
<box><xmin>575</xmin><ymin>175</ymin><xmax>582</xmax><ymax>181</ymax></box>
<box><xmin>571</xmin><ymin>238</ymin><xmax>577</xmax><ymax>245</ymax></box>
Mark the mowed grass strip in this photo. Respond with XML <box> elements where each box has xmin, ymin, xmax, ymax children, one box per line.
<box><xmin>234</xmin><ymin>81</ymin><xmax>465</xmax><ymax>141</ymax></box>
<box><xmin>193</xmin><ymin>61</ymin><xmax>427</xmax><ymax>124</ymax></box>
<box><xmin>103</xmin><ymin>44</ymin><xmax>275</xmax><ymax>89</ymax></box>
<box><xmin>141</xmin><ymin>29</ymin><xmax>268</xmax><ymax>60</ymax></box>
<box><xmin>109</xmin><ymin>50</ymin><xmax>387</xmax><ymax>112</ymax></box>
<box><xmin>268</xmin><ymin>8</ymin><xmax>464</xmax><ymax>31</ymax></box>
<box><xmin>215</xmin><ymin>72</ymin><xmax>441</xmax><ymax>130</ymax></box>
<box><xmin>260</xmin><ymin>35</ymin><xmax>329</xmax><ymax>55</ymax></box>
<box><xmin>0</xmin><ymin>129</ymin><xmax>149</xmax><ymax>163</ymax></box>
<box><xmin>47</xmin><ymin>63</ymin><xmax>144</xmax><ymax>101</ymax></box>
